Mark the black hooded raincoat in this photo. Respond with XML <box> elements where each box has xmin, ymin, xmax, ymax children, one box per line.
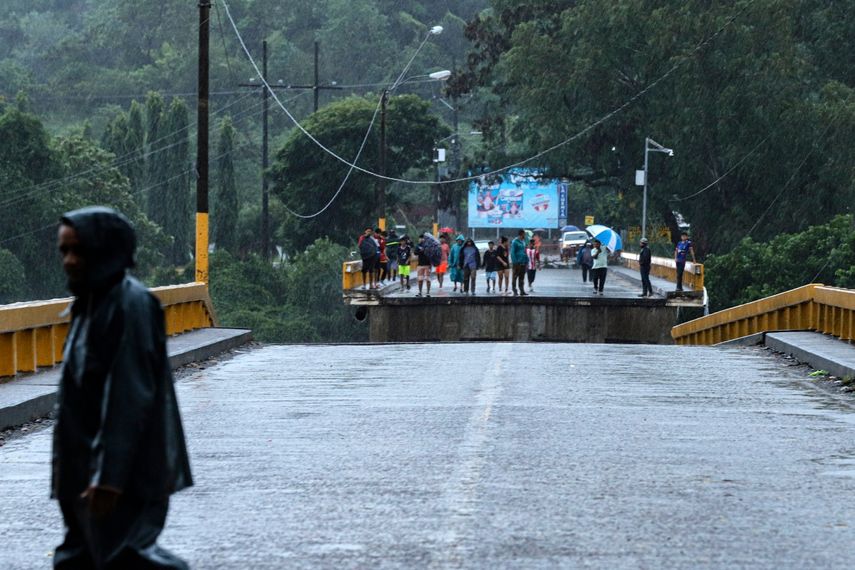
<box><xmin>52</xmin><ymin>207</ymin><xmax>192</xmax><ymax>569</ymax></box>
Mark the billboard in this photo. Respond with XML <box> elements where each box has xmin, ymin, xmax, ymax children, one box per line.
<box><xmin>468</xmin><ymin>169</ymin><xmax>566</xmax><ymax>229</ymax></box>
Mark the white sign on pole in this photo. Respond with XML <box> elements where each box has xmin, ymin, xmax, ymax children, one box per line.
<box><xmin>635</xmin><ymin>169</ymin><xmax>646</xmax><ymax>186</ymax></box>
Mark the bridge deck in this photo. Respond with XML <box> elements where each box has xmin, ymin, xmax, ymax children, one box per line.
<box><xmin>385</xmin><ymin>266</ymin><xmax>642</xmax><ymax>299</ymax></box>
<box><xmin>2</xmin><ymin>343</ymin><xmax>855</xmax><ymax>568</ymax></box>
<box><xmin>349</xmin><ymin>266</ymin><xmax>701</xmax><ymax>307</ymax></box>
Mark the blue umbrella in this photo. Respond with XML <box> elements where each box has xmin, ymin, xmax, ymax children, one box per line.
<box><xmin>586</xmin><ymin>224</ymin><xmax>623</xmax><ymax>252</ymax></box>
<box><xmin>561</xmin><ymin>225</ymin><xmax>580</xmax><ymax>232</ymax></box>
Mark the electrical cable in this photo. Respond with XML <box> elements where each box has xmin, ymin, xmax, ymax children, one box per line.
<box><xmin>221</xmin><ymin>0</ymin><xmax>755</xmax><ymax>186</ymax></box>
<box><xmin>671</xmin><ymin>136</ymin><xmax>769</xmax><ymax>202</ymax></box>
<box><xmin>281</xmin><ymin>96</ymin><xmax>384</xmax><ymax>219</ymax></box>
<box><xmin>0</xmin><ymin>90</ymin><xmax>311</xmax><ymax>243</ymax></box>
<box><xmin>0</xmin><ymin>133</ymin><xmax>258</xmax><ymax>247</ymax></box>
<box><xmin>746</xmin><ymin>121</ymin><xmax>835</xmax><ymax>237</ymax></box>
<box><xmin>0</xmin><ymin>91</ymin><xmax>260</xmax><ymax>209</ymax></box>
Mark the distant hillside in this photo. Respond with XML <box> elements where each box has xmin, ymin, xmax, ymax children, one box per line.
<box><xmin>0</xmin><ymin>0</ymin><xmax>488</xmax><ymax>129</ymax></box>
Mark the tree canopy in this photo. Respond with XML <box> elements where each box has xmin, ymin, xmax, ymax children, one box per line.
<box><xmin>270</xmin><ymin>94</ymin><xmax>448</xmax><ymax>252</ymax></box>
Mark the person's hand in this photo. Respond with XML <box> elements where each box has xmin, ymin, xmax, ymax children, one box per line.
<box><xmin>80</xmin><ymin>485</ymin><xmax>122</xmax><ymax>517</ymax></box>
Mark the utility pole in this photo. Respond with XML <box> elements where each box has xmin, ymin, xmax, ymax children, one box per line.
<box><xmin>195</xmin><ymin>0</ymin><xmax>211</xmax><ymax>284</ymax></box>
<box><xmin>261</xmin><ymin>40</ymin><xmax>270</xmax><ymax>260</ymax></box>
<box><xmin>313</xmin><ymin>41</ymin><xmax>320</xmax><ymax>113</ymax></box>
<box><xmin>239</xmin><ymin>41</ymin><xmax>343</xmax><ymax>254</ymax></box>
<box><xmin>377</xmin><ymin>89</ymin><xmax>388</xmax><ymax>226</ymax></box>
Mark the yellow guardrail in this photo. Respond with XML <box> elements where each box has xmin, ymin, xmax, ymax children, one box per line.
<box><xmin>620</xmin><ymin>252</ymin><xmax>704</xmax><ymax>291</ymax></box>
<box><xmin>0</xmin><ymin>282</ymin><xmax>216</xmax><ymax>378</ymax></box>
<box><xmin>342</xmin><ymin>258</ymin><xmax>419</xmax><ymax>291</ymax></box>
<box><xmin>672</xmin><ymin>283</ymin><xmax>855</xmax><ymax>345</ymax></box>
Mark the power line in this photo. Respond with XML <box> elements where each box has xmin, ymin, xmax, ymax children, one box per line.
<box><xmin>221</xmin><ymin>0</ymin><xmax>755</xmax><ymax>187</ymax></box>
<box><xmin>0</xmin><ymin>130</ymin><xmax>258</xmax><ymax>247</ymax></box>
<box><xmin>746</xmin><ymin>121</ymin><xmax>835</xmax><ymax>237</ymax></box>
<box><xmin>281</xmin><ymin>95</ymin><xmax>384</xmax><ymax>219</ymax></box>
<box><xmin>671</xmin><ymin>136</ymin><xmax>769</xmax><ymax>202</ymax></box>
<box><xmin>0</xmin><ymin>91</ymin><xmax>260</xmax><ymax>209</ymax></box>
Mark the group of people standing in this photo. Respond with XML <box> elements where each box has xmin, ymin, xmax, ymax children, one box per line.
<box><xmin>357</xmin><ymin>228</ymin><xmax>543</xmax><ymax>297</ymax></box>
<box><xmin>446</xmin><ymin>230</ymin><xmax>541</xmax><ymax>296</ymax></box>
<box><xmin>358</xmin><ymin>226</ymin><xmax>697</xmax><ymax>299</ymax></box>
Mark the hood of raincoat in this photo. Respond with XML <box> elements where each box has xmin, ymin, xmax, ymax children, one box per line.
<box><xmin>456</xmin><ymin>234</ymin><xmax>465</xmax><ymax>242</ymax></box>
<box><xmin>60</xmin><ymin>206</ymin><xmax>136</xmax><ymax>295</ymax></box>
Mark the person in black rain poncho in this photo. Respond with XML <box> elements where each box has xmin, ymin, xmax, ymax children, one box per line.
<box><xmin>53</xmin><ymin>207</ymin><xmax>192</xmax><ymax>570</ymax></box>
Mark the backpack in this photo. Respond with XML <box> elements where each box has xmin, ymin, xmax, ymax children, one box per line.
<box><xmin>358</xmin><ymin>236</ymin><xmax>376</xmax><ymax>259</ymax></box>
<box><xmin>422</xmin><ymin>234</ymin><xmax>442</xmax><ymax>266</ymax></box>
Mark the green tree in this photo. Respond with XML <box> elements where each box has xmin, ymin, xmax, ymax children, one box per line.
<box><xmin>144</xmin><ymin>91</ymin><xmax>165</xmax><ymax>222</ymax></box>
<box><xmin>705</xmin><ymin>215</ymin><xmax>855</xmax><ymax>311</ymax></box>
<box><xmin>213</xmin><ymin>116</ymin><xmax>238</xmax><ymax>253</ymax></box>
<box><xmin>162</xmin><ymin>98</ymin><xmax>191</xmax><ymax>265</ymax></box>
<box><xmin>270</xmin><ymin>94</ymin><xmax>447</xmax><ymax>253</ymax></box>
<box><xmin>124</xmin><ymin>100</ymin><xmax>146</xmax><ymax>202</ymax></box>
<box><xmin>0</xmin><ymin>248</ymin><xmax>26</xmax><ymax>303</ymax></box>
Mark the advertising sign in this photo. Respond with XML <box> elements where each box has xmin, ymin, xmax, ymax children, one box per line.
<box><xmin>468</xmin><ymin>169</ymin><xmax>562</xmax><ymax>229</ymax></box>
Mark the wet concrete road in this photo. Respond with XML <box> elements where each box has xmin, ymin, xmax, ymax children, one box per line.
<box><xmin>2</xmin><ymin>344</ymin><xmax>855</xmax><ymax>569</ymax></box>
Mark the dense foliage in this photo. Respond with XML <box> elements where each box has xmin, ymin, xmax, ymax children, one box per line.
<box><xmin>2</xmin><ymin>0</ymin><xmax>855</xmax><ymax>331</ymax></box>
<box><xmin>451</xmin><ymin>0</ymin><xmax>855</xmax><ymax>257</ymax></box>
<box><xmin>705</xmin><ymin>216</ymin><xmax>855</xmax><ymax>312</ymax></box>
<box><xmin>271</xmin><ymin>94</ymin><xmax>448</xmax><ymax>252</ymax></box>
<box><xmin>209</xmin><ymin>239</ymin><xmax>367</xmax><ymax>342</ymax></box>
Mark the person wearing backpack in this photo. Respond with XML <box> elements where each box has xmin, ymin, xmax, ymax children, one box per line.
<box><xmin>459</xmin><ymin>238</ymin><xmax>482</xmax><ymax>294</ymax></box>
<box><xmin>357</xmin><ymin>227</ymin><xmax>378</xmax><ymax>290</ymax></box>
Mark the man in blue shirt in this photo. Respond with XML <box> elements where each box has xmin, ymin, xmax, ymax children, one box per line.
<box><xmin>674</xmin><ymin>231</ymin><xmax>696</xmax><ymax>291</ymax></box>
<box><xmin>511</xmin><ymin>230</ymin><xmax>528</xmax><ymax>296</ymax></box>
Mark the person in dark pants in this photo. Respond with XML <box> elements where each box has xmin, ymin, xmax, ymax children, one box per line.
<box><xmin>576</xmin><ymin>241</ymin><xmax>593</xmax><ymax>283</ymax></box>
<box><xmin>590</xmin><ymin>239</ymin><xmax>608</xmax><ymax>295</ymax></box>
<box><xmin>674</xmin><ymin>231</ymin><xmax>696</xmax><ymax>291</ymax></box>
<box><xmin>53</xmin><ymin>207</ymin><xmax>192</xmax><ymax>570</ymax></box>
<box><xmin>459</xmin><ymin>238</ymin><xmax>482</xmax><ymax>294</ymax></box>
<box><xmin>510</xmin><ymin>229</ymin><xmax>528</xmax><ymax>296</ymax></box>
<box><xmin>639</xmin><ymin>237</ymin><xmax>653</xmax><ymax>297</ymax></box>
<box><xmin>358</xmin><ymin>227</ymin><xmax>378</xmax><ymax>290</ymax></box>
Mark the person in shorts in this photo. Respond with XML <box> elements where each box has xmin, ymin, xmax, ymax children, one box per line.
<box><xmin>397</xmin><ymin>235</ymin><xmax>412</xmax><ymax>290</ymax></box>
<box><xmin>483</xmin><ymin>241</ymin><xmax>500</xmax><ymax>293</ymax></box>
<box><xmin>357</xmin><ymin>227</ymin><xmax>378</xmax><ymax>290</ymax></box>
<box><xmin>415</xmin><ymin>235</ymin><xmax>432</xmax><ymax>297</ymax></box>
<box><xmin>436</xmin><ymin>234</ymin><xmax>450</xmax><ymax>288</ymax></box>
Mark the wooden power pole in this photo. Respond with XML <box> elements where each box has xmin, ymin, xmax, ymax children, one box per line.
<box><xmin>196</xmin><ymin>0</ymin><xmax>211</xmax><ymax>284</ymax></box>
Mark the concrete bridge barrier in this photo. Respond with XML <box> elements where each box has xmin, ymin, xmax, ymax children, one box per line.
<box><xmin>620</xmin><ymin>252</ymin><xmax>704</xmax><ymax>291</ymax></box>
<box><xmin>671</xmin><ymin>284</ymin><xmax>855</xmax><ymax>345</ymax></box>
<box><xmin>0</xmin><ymin>283</ymin><xmax>216</xmax><ymax>378</ymax></box>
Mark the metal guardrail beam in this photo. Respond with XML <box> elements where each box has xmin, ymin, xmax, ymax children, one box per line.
<box><xmin>672</xmin><ymin>284</ymin><xmax>855</xmax><ymax>345</ymax></box>
<box><xmin>0</xmin><ymin>283</ymin><xmax>216</xmax><ymax>378</ymax></box>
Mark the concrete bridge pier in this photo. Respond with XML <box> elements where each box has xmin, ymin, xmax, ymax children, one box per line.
<box><xmin>368</xmin><ymin>299</ymin><xmax>687</xmax><ymax>344</ymax></box>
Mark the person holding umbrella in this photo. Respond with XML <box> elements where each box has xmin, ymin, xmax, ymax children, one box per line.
<box><xmin>591</xmin><ymin>238</ymin><xmax>608</xmax><ymax>295</ymax></box>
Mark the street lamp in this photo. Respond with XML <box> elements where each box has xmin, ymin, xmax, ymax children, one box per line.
<box><xmin>638</xmin><ymin>137</ymin><xmax>674</xmax><ymax>239</ymax></box>
<box><xmin>377</xmin><ymin>68</ymin><xmax>452</xmax><ymax>223</ymax></box>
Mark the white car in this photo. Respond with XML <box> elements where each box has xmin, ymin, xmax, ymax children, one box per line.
<box><xmin>560</xmin><ymin>231</ymin><xmax>589</xmax><ymax>262</ymax></box>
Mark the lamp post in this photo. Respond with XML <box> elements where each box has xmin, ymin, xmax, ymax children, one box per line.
<box><xmin>639</xmin><ymin>137</ymin><xmax>674</xmax><ymax>239</ymax></box>
<box><xmin>376</xmin><ymin>66</ymin><xmax>451</xmax><ymax>225</ymax></box>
